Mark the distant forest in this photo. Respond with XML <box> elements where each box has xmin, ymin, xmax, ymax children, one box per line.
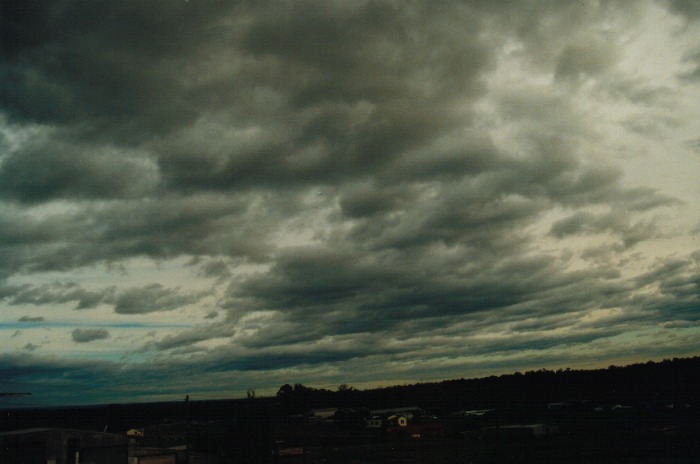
<box><xmin>3</xmin><ymin>356</ymin><xmax>700</xmax><ymax>432</ymax></box>
<box><xmin>274</xmin><ymin>356</ymin><xmax>700</xmax><ymax>415</ymax></box>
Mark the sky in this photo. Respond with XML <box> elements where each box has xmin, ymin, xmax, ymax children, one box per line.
<box><xmin>1</xmin><ymin>0</ymin><xmax>700</xmax><ymax>406</ymax></box>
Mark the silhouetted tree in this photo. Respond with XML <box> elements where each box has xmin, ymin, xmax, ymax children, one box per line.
<box><xmin>277</xmin><ymin>384</ymin><xmax>293</xmax><ymax>397</ymax></box>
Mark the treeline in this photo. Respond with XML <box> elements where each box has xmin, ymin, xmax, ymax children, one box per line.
<box><xmin>276</xmin><ymin>356</ymin><xmax>700</xmax><ymax>415</ymax></box>
<box><xmin>3</xmin><ymin>356</ymin><xmax>700</xmax><ymax>431</ymax></box>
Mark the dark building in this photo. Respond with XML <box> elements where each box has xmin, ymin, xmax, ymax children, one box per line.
<box><xmin>0</xmin><ymin>428</ymin><xmax>128</xmax><ymax>464</ymax></box>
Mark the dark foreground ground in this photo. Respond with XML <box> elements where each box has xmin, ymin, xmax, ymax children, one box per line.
<box><xmin>273</xmin><ymin>407</ymin><xmax>700</xmax><ymax>464</ymax></box>
<box><xmin>3</xmin><ymin>400</ymin><xmax>700</xmax><ymax>463</ymax></box>
<box><xmin>3</xmin><ymin>357</ymin><xmax>700</xmax><ymax>463</ymax></box>
<box><xmin>292</xmin><ymin>429</ymin><xmax>700</xmax><ymax>464</ymax></box>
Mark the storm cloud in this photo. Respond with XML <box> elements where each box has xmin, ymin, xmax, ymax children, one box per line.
<box><xmin>1</xmin><ymin>0</ymin><xmax>699</xmax><ymax>405</ymax></box>
<box><xmin>72</xmin><ymin>328</ymin><xmax>110</xmax><ymax>343</ymax></box>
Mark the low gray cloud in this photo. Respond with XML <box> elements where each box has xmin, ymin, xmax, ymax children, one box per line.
<box><xmin>0</xmin><ymin>138</ymin><xmax>158</xmax><ymax>204</ymax></box>
<box><xmin>554</xmin><ymin>34</ymin><xmax>618</xmax><ymax>84</ymax></box>
<box><xmin>680</xmin><ymin>50</ymin><xmax>700</xmax><ymax>81</ymax></box>
<box><xmin>72</xmin><ymin>328</ymin><xmax>110</xmax><ymax>343</ymax></box>
<box><xmin>550</xmin><ymin>209</ymin><xmax>664</xmax><ymax>248</ymax></box>
<box><xmin>144</xmin><ymin>323</ymin><xmax>235</xmax><ymax>352</ymax></box>
<box><xmin>634</xmin><ymin>253</ymin><xmax>700</xmax><ymax>321</ymax></box>
<box><xmin>0</xmin><ymin>0</ymin><xmax>698</xmax><ymax>405</ymax></box>
<box><xmin>668</xmin><ymin>0</ymin><xmax>700</xmax><ymax>20</ymax></box>
<box><xmin>4</xmin><ymin>281</ymin><xmax>111</xmax><ymax>310</ymax></box>
<box><xmin>113</xmin><ymin>284</ymin><xmax>203</xmax><ymax>315</ymax></box>
<box><xmin>18</xmin><ymin>316</ymin><xmax>44</xmax><ymax>323</ymax></box>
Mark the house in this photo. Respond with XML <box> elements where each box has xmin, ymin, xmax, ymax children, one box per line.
<box><xmin>366</xmin><ymin>407</ymin><xmax>423</xmax><ymax>430</ymax></box>
<box><xmin>370</xmin><ymin>407</ymin><xmax>423</xmax><ymax>417</ymax></box>
<box><xmin>366</xmin><ymin>416</ymin><xmax>385</xmax><ymax>429</ymax></box>
<box><xmin>387</xmin><ymin>414</ymin><xmax>410</xmax><ymax>427</ymax></box>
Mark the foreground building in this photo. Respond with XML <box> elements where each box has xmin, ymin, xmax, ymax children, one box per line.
<box><xmin>0</xmin><ymin>428</ymin><xmax>128</xmax><ymax>464</ymax></box>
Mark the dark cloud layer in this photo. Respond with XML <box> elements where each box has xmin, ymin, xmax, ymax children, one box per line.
<box><xmin>114</xmin><ymin>284</ymin><xmax>202</xmax><ymax>315</ymax></box>
<box><xmin>1</xmin><ymin>0</ymin><xmax>698</xmax><ymax>404</ymax></box>
<box><xmin>72</xmin><ymin>328</ymin><xmax>110</xmax><ymax>343</ymax></box>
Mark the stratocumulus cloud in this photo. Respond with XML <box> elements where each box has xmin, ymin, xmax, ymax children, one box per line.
<box><xmin>1</xmin><ymin>0</ymin><xmax>699</xmax><ymax>405</ymax></box>
<box><xmin>72</xmin><ymin>328</ymin><xmax>110</xmax><ymax>343</ymax></box>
